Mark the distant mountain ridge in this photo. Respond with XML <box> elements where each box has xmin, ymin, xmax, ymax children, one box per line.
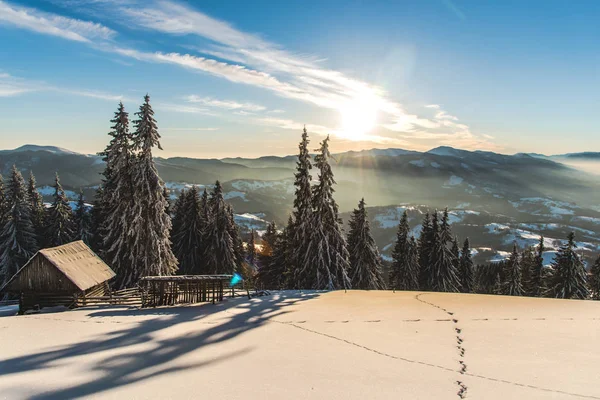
<box><xmin>2</xmin><ymin>143</ymin><xmax>599</xmax><ymax>216</ymax></box>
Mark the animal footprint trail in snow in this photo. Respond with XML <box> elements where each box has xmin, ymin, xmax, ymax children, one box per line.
<box><xmin>415</xmin><ymin>293</ymin><xmax>469</xmax><ymax>399</ymax></box>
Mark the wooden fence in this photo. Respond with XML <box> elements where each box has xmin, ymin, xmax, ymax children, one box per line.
<box><xmin>139</xmin><ymin>275</ymin><xmax>233</xmax><ymax>308</ymax></box>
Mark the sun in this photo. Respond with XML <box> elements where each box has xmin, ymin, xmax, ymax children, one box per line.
<box><xmin>337</xmin><ymin>98</ymin><xmax>378</xmax><ymax>141</ymax></box>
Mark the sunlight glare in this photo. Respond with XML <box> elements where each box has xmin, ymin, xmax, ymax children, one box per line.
<box><xmin>337</xmin><ymin>97</ymin><xmax>378</xmax><ymax>141</ymax></box>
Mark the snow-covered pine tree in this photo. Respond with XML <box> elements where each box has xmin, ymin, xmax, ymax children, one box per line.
<box><xmin>589</xmin><ymin>255</ymin><xmax>600</xmax><ymax>300</ymax></box>
<box><xmin>501</xmin><ymin>243</ymin><xmax>523</xmax><ymax>296</ymax></box>
<box><xmin>27</xmin><ymin>171</ymin><xmax>45</xmax><ymax>247</ymax></box>
<box><xmin>282</xmin><ymin>215</ymin><xmax>295</xmax><ymax>288</ymax></box>
<box><xmin>530</xmin><ymin>236</ymin><xmax>545</xmax><ymax>297</ymax></box>
<box><xmin>73</xmin><ymin>190</ymin><xmax>92</xmax><ymax>245</ymax></box>
<box><xmin>546</xmin><ymin>232</ymin><xmax>589</xmax><ymax>299</ymax></box>
<box><xmin>520</xmin><ymin>246</ymin><xmax>536</xmax><ymax>296</ymax></box>
<box><xmin>451</xmin><ymin>236</ymin><xmax>460</xmax><ymax>281</ymax></box>
<box><xmin>202</xmin><ymin>181</ymin><xmax>236</xmax><ymax>274</ymax></box>
<box><xmin>163</xmin><ymin>187</ymin><xmax>171</xmax><ymax>216</ymax></box>
<box><xmin>126</xmin><ymin>95</ymin><xmax>178</xmax><ymax>286</ymax></box>
<box><xmin>417</xmin><ymin>212</ymin><xmax>433</xmax><ymax>290</ymax></box>
<box><xmin>0</xmin><ymin>166</ymin><xmax>38</xmax><ymax>287</ymax></box>
<box><xmin>390</xmin><ymin>210</ymin><xmax>419</xmax><ymax>290</ymax></box>
<box><xmin>440</xmin><ymin>208</ymin><xmax>453</xmax><ymax>244</ymax></box>
<box><xmin>100</xmin><ymin>102</ymin><xmax>135</xmax><ymax>279</ymax></box>
<box><xmin>172</xmin><ymin>186</ymin><xmax>205</xmax><ymax>275</ymax></box>
<box><xmin>261</xmin><ymin>222</ymin><xmax>278</xmax><ymax>258</ymax></box>
<box><xmin>458</xmin><ymin>238</ymin><xmax>474</xmax><ymax>293</ymax></box>
<box><xmin>288</xmin><ymin>127</ymin><xmax>313</xmax><ymax>288</ymax></box>
<box><xmin>428</xmin><ymin>210</ymin><xmax>460</xmax><ymax>292</ymax></box>
<box><xmin>200</xmin><ymin>187</ymin><xmax>210</xmax><ymax>216</ymax></box>
<box><xmin>45</xmin><ymin>173</ymin><xmax>75</xmax><ymax>247</ymax></box>
<box><xmin>227</xmin><ymin>203</ymin><xmax>245</xmax><ymax>272</ymax></box>
<box><xmin>170</xmin><ymin>189</ymin><xmax>188</xmax><ymax>254</ymax></box>
<box><xmin>0</xmin><ymin>175</ymin><xmax>7</xmax><ymax>232</ymax></box>
<box><xmin>299</xmin><ymin>136</ymin><xmax>351</xmax><ymax>290</ymax></box>
<box><xmin>256</xmin><ymin>225</ymin><xmax>288</xmax><ymax>289</ymax></box>
<box><xmin>247</xmin><ymin>229</ymin><xmax>257</xmax><ymax>268</ymax></box>
<box><xmin>347</xmin><ymin>198</ymin><xmax>386</xmax><ymax>290</ymax></box>
<box><xmin>89</xmin><ymin>186</ymin><xmax>105</xmax><ymax>254</ymax></box>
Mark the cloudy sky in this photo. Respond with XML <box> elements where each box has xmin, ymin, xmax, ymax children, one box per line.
<box><xmin>0</xmin><ymin>0</ymin><xmax>598</xmax><ymax>158</ymax></box>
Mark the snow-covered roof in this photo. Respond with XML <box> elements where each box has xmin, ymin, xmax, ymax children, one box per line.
<box><xmin>2</xmin><ymin>241</ymin><xmax>115</xmax><ymax>293</ymax></box>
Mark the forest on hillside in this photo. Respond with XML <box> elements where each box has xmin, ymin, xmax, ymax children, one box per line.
<box><xmin>1</xmin><ymin>96</ymin><xmax>599</xmax><ymax>300</ymax></box>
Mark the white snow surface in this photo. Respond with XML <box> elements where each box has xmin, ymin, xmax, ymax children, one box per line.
<box><xmin>231</xmin><ymin>179</ymin><xmax>293</xmax><ymax>194</ymax></box>
<box><xmin>373</xmin><ymin>206</ymin><xmax>419</xmax><ymax>229</ymax></box>
<box><xmin>234</xmin><ymin>213</ymin><xmax>268</xmax><ymax>229</ymax></box>
<box><xmin>485</xmin><ymin>223</ymin><xmax>510</xmax><ymax>234</ymax></box>
<box><xmin>164</xmin><ymin>182</ymin><xmax>210</xmax><ymax>191</ymax></box>
<box><xmin>572</xmin><ymin>216</ymin><xmax>600</xmax><ymax>225</ymax></box>
<box><xmin>224</xmin><ymin>191</ymin><xmax>248</xmax><ymax>202</ymax></box>
<box><xmin>489</xmin><ymin>250</ymin><xmax>511</xmax><ymax>262</ymax></box>
<box><xmin>1</xmin><ymin>291</ymin><xmax>599</xmax><ymax>399</ymax></box>
<box><xmin>444</xmin><ymin>175</ymin><xmax>463</xmax><ymax>186</ymax></box>
<box><xmin>430</xmin><ymin>161</ymin><xmax>441</xmax><ymax>168</ymax></box>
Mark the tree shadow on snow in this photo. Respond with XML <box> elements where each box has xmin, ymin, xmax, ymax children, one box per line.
<box><xmin>0</xmin><ymin>291</ymin><xmax>320</xmax><ymax>399</ymax></box>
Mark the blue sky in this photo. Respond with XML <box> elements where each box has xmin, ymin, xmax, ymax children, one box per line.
<box><xmin>0</xmin><ymin>0</ymin><xmax>598</xmax><ymax>158</ymax></box>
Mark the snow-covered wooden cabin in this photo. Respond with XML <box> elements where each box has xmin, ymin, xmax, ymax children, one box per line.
<box><xmin>1</xmin><ymin>241</ymin><xmax>116</xmax><ymax>313</ymax></box>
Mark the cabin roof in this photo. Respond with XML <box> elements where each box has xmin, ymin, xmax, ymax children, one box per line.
<box><xmin>2</xmin><ymin>241</ymin><xmax>116</xmax><ymax>292</ymax></box>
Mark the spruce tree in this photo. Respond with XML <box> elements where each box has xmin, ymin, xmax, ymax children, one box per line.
<box><xmin>170</xmin><ymin>188</ymin><xmax>187</xmax><ymax>245</ymax></box>
<box><xmin>299</xmin><ymin>136</ymin><xmax>351</xmax><ymax>290</ymax></box>
<box><xmin>0</xmin><ymin>175</ymin><xmax>7</xmax><ymax>234</ymax></box>
<box><xmin>73</xmin><ymin>190</ymin><xmax>92</xmax><ymax>245</ymax></box>
<box><xmin>27</xmin><ymin>171</ymin><xmax>45</xmax><ymax>247</ymax></box>
<box><xmin>288</xmin><ymin>127</ymin><xmax>313</xmax><ymax>288</ymax></box>
<box><xmin>90</xmin><ymin>186</ymin><xmax>105</xmax><ymax>254</ymax></box>
<box><xmin>451</xmin><ymin>236</ymin><xmax>460</xmax><ymax>282</ymax></box>
<box><xmin>458</xmin><ymin>238</ymin><xmax>474</xmax><ymax>293</ymax></box>
<box><xmin>247</xmin><ymin>229</ymin><xmax>257</xmax><ymax>268</ymax></box>
<box><xmin>501</xmin><ymin>243</ymin><xmax>523</xmax><ymax>296</ymax></box>
<box><xmin>172</xmin><ymin>186</ymin><xmax>205</xmax><ymax>275</ymax></box>
<box><xmin>202</xmin><ymin>181</ymin><xmax>236</xmax><ymax>274</ymax></box>
<box><xmin>531</xmin><ymin>236</ymin><xmax>545</xmax><ymax>297</ymax></box>
<box><xmin>390</xmin><ymin>210</ymin><xmax>419</xmax><ymax>290</ymax></box>
<box><xmin>126</xmin><ymin>95</ymin><xmax>178</xmax><ymax>286</ymax></box>
<box><xmin>101</xmin><ymin>102</ymin><xmax>135</xmax><ymax>278</ymax></box>
<box><xmin>0</xmin><ymin>166</ymin><xmax>38</xmax><ymax>287</ymax></box>
<box><xmin>417</xmin><ymin>212</ymin><xmax>432</xmax><ymax>290</ymax></box>
<box><xmin>282</xmin><ymin>215</ymin><xmax>295</xmax><ymax>288</ymax></box>
<box><xmin>546</xmin><ymin>232</ymin><xmax>589</xmax><ymax>299</ymax></box>
<box><xmin>589</xmin><ymin>255</ymin><xmax>600</xmax><ymax>300</ymax></box>
<box><xmin>347</xmin><ymin>198</ymin><xmax>386</xmax><ymax>290</ymax></box>
<box><xmin>520</xmin><ymin>246</ymin><xmax>536</xmax><ymax>296</ymax></box>
<box><xmin>428</xmin><ymin>210</ymin><xmax>460</xmax><ymax>292</ymax></box>
<box><xmin>257</xmin><ymin>225</ymin><xmax>289</xmax><ymax>289</ymax></box>
<box><xmin>261</xmin><ymin>222</ymin><xmax>278</xmax><ymax>258</ymax></box>
<box><xmin>439</xmin><ymin>208</ymin><xmax>453</xmax><ymax>244</ymax></box>
<box><xmin>45</xmin><ymin>173</ymin><xmax>75</xmax><ymax>247</ymax></box>
<box><xmin>227</xmin><ymin>203</ymin><xmax>245</xmax><ymax>271</ymax></box>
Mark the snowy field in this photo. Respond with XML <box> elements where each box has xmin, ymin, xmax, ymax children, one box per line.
<box><xmin>1</xmin><ymin>291</ymin><xmax>599</xmax><ymax>399</ymax></box>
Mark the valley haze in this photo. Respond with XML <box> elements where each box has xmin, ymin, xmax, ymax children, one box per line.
<box><xmin>2</xmin><ymin>143</ymin><xmax>600</xmax><ymax>267</ymax></box>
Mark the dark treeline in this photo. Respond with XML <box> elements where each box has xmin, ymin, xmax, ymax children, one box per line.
<box><xmin>0</xmin><ymin>103</ymin><xmax>599</xmax><ymax>298</ymax></box>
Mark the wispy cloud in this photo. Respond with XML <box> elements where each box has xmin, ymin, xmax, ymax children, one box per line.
<box><xmin>156</xmin><ymin>103</ymin><xmax>219</xmax><ymax>116</ymax></box>
<box><xmin>0</xmin><ymin>0</ymin><xmax>116</xmax><ymax>43</ymax></box>
<box><xmin>162</xmin><ymin>127</ymin><xmax>218</xmax><ymax>131</ymax></box>
<box><xmin>0</xmin><ymin>71</ymin><xmax>131</xmax><ymax>103</ymax></box>
<box><xmin>2</xmin><ymin>0</ymin><xmax>496</xmax><ymax>151</ymax></box>
<box><xmin>186</xmin><ymin>95</ymin><xmax>265</xmax><ymax>111</ymax></box>
<box><xmin>0</xmin><ymin>72</ymin><xmax>37</xmax><ymax>96</ymax></box>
